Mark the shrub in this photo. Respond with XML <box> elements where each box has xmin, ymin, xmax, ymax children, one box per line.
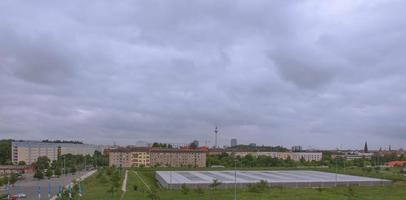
<box><xmin>247</xmin><ymin>180</ymin><xmax>269</xmax><ymax>193</ymax></box>
<box><xmin>195</xmin><ymin>186</ymin><xmax>204</xmax><ymax>195</ymax></box>
<box><xmin>181</xmin><ymin>184</ymin><xmax>190</xmax><ymax>195</ymax></box>
<box><xmin>209</xmin><ymin>179</ymin><xmax>221</xmax><ymax>190</ymax></box>
<box><xmin>133</xmin><ymin>184</ymin><xmax>138</xmax><ymax>191</ymax></box>
<box><xmin>34</xmin><ymin>170</ymin><xmax>44</xmax><ymax>179</ymax></box>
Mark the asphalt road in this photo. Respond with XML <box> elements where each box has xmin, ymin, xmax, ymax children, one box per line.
<box><xmin>2</xmin><ymin>171</ymin><xmax>89</xmax><ymax>199</ymax></box>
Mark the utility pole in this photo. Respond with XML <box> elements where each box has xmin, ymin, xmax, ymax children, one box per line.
<box><xmin>214</xmin><ymin>126</ymin><xmax>218</xmax><ymax>148</ymax></box>
<box><xmin>335</xmin><ymin>156</ymin><xmax>338</xmax><ymax>187</ymax></box>
<box><xmin>63</xmin><ymin>155</ymin><xmax>66</xmax><ymax>176</ymax></box>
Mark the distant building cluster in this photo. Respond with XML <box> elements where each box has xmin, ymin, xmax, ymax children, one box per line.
<box><xmin>210</xmin><ymin>150</ymin><xmax>322</xmax><ymax>162</ymax></box>
<box><xmin>109</xmin><ymin>147</ymin><xmax>207</xmax><ymax>168</ymax></box>
<box><xmin>11</xmin><ymin>141</ymin><xmax>107</xmax><ymax>165</ymax></box>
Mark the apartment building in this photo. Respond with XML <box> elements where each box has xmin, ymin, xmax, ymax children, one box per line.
<box><xmin>150</xmin><ymin>148</ymin><xmax>207</xmax><ymax>168</ymax></box>
<box><xmin>255</xmin><ymin>152</ymin><xmax>322</xmax><ymax>161</ymax></box>
<box><xmin>108</xmin><ymin>147</ymin><xmax>207</xmax><ymax>168</ymax></box>
<box><xmin>12</xmin><ymin>141</ymin><xmax>106</xmax><ymax>165</ymax></box>
<box><xmin>109</xmin><ymin>147</ymin><xmax>150</xmax><ymax>168</ymax></box>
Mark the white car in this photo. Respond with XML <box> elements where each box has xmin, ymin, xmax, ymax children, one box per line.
<box><xmin>12</xmin><ymin>193</ymin><xmax>27</xmax><ymax>198</ymax></box>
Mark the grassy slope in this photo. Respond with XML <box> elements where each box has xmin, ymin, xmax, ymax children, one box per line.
<box><xmin>84</xmin><ymin>168</ymin><xmax>406</xmax><ymax>200</ymax></box>
<box><xmin>79</xmin><ymin>170</ymin><xmax>122</xmax><ymax>200</ymax></box>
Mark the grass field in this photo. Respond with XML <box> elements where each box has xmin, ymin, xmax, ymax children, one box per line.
<box><xmin>77</xmin><ymin>167</ymin><xmax>406</xmax><ymax>200</ymax></box>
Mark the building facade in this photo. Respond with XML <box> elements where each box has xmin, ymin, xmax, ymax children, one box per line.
<box><xmin>230</xmin><ymin>139</ymin><xmax>237</xmax><ymax>147</ymax></box>
<box><xmin>150</xmin><ymin>149</ymin><xmax>207</xmax><ymax>168</ymax></box>
<box><xmin>109</xmin><ymin>147</ymin><xmax>150</xmax><ymax>168</ymax></box>
<box><xmin>109</xmin><ymin>148</ymin><xmax>207</xmax><ymax>168</ymax></box>
<box><xmin>255</xmin><ymin>152</ymin><xmax>322</xmax><ymax>161</ymax></box>
<box><xmin>12</xmin><ymin>141</ymin><xmax>106</xmax><ymax>165</ymax></box>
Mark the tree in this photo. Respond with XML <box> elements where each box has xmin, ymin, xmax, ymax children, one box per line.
<box><xmin>34</xmin><ymin>170</ymin><xmax>44</xmax><ymax>179</ymax></box>
<box><xmin>18</xmin><ymin>161</ymin><xmax>26</xmax><ymax>166</ymax></box>
<box><xmin>70</xmin><ymin>167</ymin><xmax>77</xmax><ymax>174</ymax></box>
<box><xmin>35</xmin><ymin>156</ymin><xmax>51</xmax><ymax>170</ymax></box>
<box><xmin>46</xmin><ymin>168</ymin><xmax>53</xmax><ymax>179</ymax></box>
<box><xmin>209</xmin><ymin>179</ymin><xmax>221</xmax><ymax>190</ymax></box>
<box><xmin>0</xmin><ymin>140</ymin><xmax>12</xmax><ymax>165</ymax></box>
<box><xmin>54</xmin><ymin>167</ymin><xmax>62</xmax><ymax>176</ymax></box>
<box><xmin>9</xmin><ymin>173</ymin><xmax>18</xmax><ymax>184</ymax></box>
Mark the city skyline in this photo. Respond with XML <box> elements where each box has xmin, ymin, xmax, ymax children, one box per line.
<box><xmin>1</xmin><ymin>1</ymin><xmax>406</xmax><ymax>149</ymax></box>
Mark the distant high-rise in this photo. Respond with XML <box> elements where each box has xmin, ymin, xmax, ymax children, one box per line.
<box><xmin>364</xmin><ymin>141</ymin><xmax>368</xmax><ymax>153</ymax></box>
<box><xmin>231</xmin><ymin>138</ymin><xmax>237</xmax><ymax>147</ymax></box>
<box><xmin>214</xmin><ymin>126</ymin><xmax>219</xmax><ymax>148</ymax></box>
<box><xmin>292</xmin><ymin>145</ymin><xmax>302</xmax><ymax>152</ymax></box>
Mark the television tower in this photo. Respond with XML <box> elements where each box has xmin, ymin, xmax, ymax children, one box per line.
<box><xmin>214</xmin><ymin>126</ymin><xmax>219</xmax><ymax>148</ymax></box>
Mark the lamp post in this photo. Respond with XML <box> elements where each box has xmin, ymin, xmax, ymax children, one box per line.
<box><xmin>234</xmin><ymin>158</ymin><xmax>237</xmax><ymax>200</ymax></box>
<box><xmin>335</xmin><ymin>156</ymin><xmax>338</xmax><ymax>187</ymax></box>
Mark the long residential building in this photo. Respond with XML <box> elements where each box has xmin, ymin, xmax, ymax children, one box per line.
<box><xmin>12</xmin><ymin>141</ymin><xmax>107</xmax><ymax>165</ymax></box>
<box><xmin>218</xmin><ymin>150</ymin><xmax>323</xmax><ymax>162</ymax></box>
<box><xmin>109</xmin><ymin>147</ymin><xmax>207</xmax><ymax>168</ymax></box>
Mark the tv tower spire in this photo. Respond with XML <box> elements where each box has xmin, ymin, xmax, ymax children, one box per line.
<box><xmin>214</xmin><ymin>126</ymin><xmax>219</xmax><ymax>148</ymax></box>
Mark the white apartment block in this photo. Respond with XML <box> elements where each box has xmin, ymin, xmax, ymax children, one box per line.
<box><xmin>255</xmin><ymin>152</ymin><xmax>322</xmax><ymax>162</ymax></box>
<box><xmin>12</xmin><ymin>141</ymin><xmax>106</xmax><ymax>165</ymax></box>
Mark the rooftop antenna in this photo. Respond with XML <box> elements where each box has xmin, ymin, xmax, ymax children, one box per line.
<box><xmin>214</xmin><ymin>126</ymin><xmax>219</xmax><ymax>148</ymax></box>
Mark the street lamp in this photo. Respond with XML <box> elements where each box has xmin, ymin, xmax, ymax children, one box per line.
<box><xmin>234</xmin><ymin>158</ymin><xmax>237</xmax><ymax>200</ymax></box>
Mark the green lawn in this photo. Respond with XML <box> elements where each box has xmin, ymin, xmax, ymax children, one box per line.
<box><xmin>78</xmin><ymin>168</ymin><xmax>406</xmax><ymax>200</ymax></box>
<box><xmin>77</xmin><ymin>168</ymin><xmax>123</xmax><ymax>200</ymax></box>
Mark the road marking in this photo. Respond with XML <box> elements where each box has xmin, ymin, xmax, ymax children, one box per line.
<box><xmin>133</xmin><ymin>171</ymin><xmax>152</xmax><ymax>192</ymax></box>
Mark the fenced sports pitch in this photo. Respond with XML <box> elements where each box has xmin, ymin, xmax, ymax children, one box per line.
<box><xmin>156</xmin><ymin>170</ymin><xmax>391</xmax><ymax>189</ymax></box>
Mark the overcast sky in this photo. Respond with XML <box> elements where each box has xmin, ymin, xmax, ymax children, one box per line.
<box><xmin>1</xmin><ymin>0</ymin><xmax>406</xmax><ymax>150</ymax></box>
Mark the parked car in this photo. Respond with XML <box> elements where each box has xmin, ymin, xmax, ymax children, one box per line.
<box><xmin>12</xmin><ymin>193</ymin><xmax>26</xmax><ymax>198</ymax></box>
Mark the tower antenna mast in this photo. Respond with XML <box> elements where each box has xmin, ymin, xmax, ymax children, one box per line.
<box><xmin>214</xmin><ymin>126</ymin><xmax>219</xmax><ymax>148</ymax></box>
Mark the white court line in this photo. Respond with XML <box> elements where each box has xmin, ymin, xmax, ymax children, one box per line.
<box><xmin>133</xmin><ymin>171</ymin><xmax>152</xmax><ymax>192</ymax></box>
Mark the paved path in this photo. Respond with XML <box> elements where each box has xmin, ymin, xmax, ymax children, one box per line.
<box><xmin>119</xmin><ymin>170</ymin><xmax>128</xmax><ymax>200</ymax></box>
<box><xmin>2</xmin><ymin>170</ymin><xmax>91</xmax><ymax>200</ymax></box>
<box><xmin>49</xmin><ymin>170</ymin><xmax>97</xmax><ymax>200</ymax></box>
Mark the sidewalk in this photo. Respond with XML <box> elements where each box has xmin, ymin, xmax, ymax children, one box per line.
<box><xmin>50</xmin><ymin>170</ymin><xmax>97</xmax><ymax>200</ymax></box>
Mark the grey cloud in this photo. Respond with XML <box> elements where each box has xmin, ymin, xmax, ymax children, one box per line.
<box><xmin>0</xmin><ymin>0</ymin><xmax>406</xmax><ymax>149</ymax></box>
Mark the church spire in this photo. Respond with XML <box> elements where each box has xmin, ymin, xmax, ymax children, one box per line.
<box><xmin>364</xmin><ymin>141</ymin><xmax>368</xmax><ymax>153</ymax></box>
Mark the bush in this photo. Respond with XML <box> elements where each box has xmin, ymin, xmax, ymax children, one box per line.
<box><xmin>195</xmin><ymin>186</ymin><xmax>204</xmax><ymax>195</ymax></box>
<box><xmin>46</xmin><ymin>168</ymin><xmax>53</xmax><ymax>179</ymax></box>
<box><xmin>180</xmin><ymin>184</ymin><xmax>190</xmax><ymax>195</ymax></box>
<box><xmin>247</xmin><ymin>180</ymin><xmax>269</xmax><ymax>193</ymax></box>
<box><xmin>209</xmin><ymin>179</ymin><xmax>221</xmax><ymax>190</ymax></box>
<box><xmin>133</xmin><ymin>184</ymin><xmax>138</xmax><ymax>191</ymax></box>
<box><xmin>34</xmin><ymin>170</ymin><xmax>44</xmax><ymax>179</ymax></box>
<box><xmin>9</xmin><ymin>173</ymin><xmax>18</xmax><ymax>184</ymax></box>
<box><xmin>54</xmin><ymin>167</ymin><xmax>62</xmax><ymax>176</ymax></box>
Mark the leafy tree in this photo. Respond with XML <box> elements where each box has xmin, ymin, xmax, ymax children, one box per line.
<box><xmin>209</xmin><ymin>179</ymin><xmax>221</xmax><ymax>190</ymax></box>
<box><xmin>34</xmin><ymin>170</ymin><xmax>44</xmax><ymax>179</ymax></box>
<box><xmin>54</xmin><ymin>167</ymin><xmax>62</xmax><ymax>176</ymax></box>
<box><xmin>70</xmin><ymin>167</ymin><xmax>77</xmax><ymax>174</ymax></box>
<box><xmin>18</xmin><ymin>161</ymin><xmax>26</xmax><ymax>165</ymax></box>
<box><xmin>0</xmin><ymin>140</ymin><xmax>12</xmax><ymax>165</ymax></box>
<box><xmin>46</xmin><ymin>168</ymin><xmax>53</xmax><ymax>179</ymax></box>
<box><xmin>9</xmin><ymin>173</ymin><xmax>18</xmax><ymax>184</ymax></box>
<box><xmin>35</xmin><ymin>156</ymin><xmax>51</xmax><ymax>170</ymax></box>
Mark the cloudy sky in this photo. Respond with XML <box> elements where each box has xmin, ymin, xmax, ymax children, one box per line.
<box><xmin>1</xmin><ymin>0</ymin><xmax>406</xmax><ymax>150</ymax></box>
